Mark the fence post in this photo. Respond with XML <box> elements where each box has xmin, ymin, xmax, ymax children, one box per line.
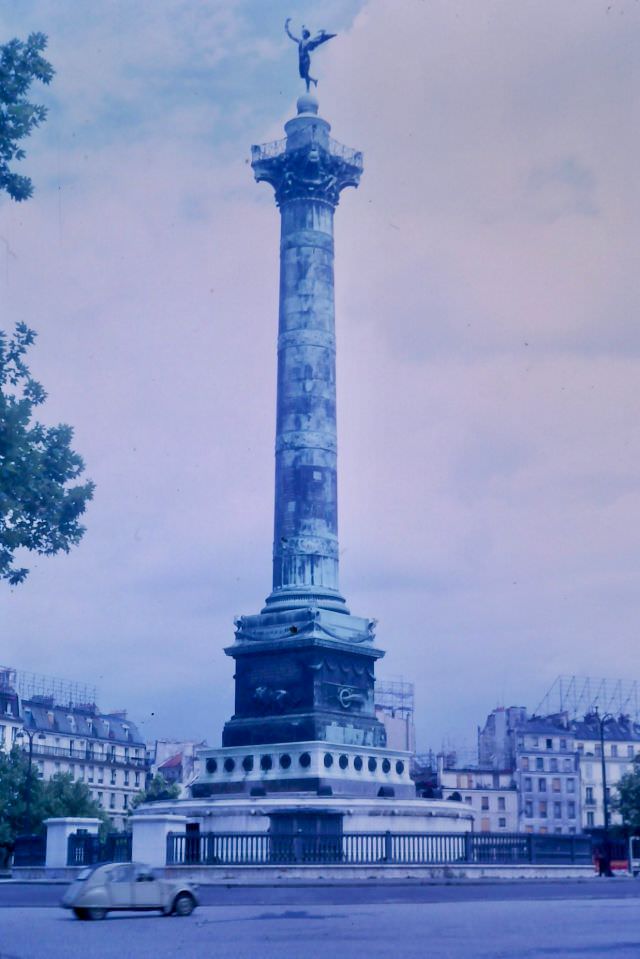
<box><xmin>384</xmin><ymin>831</ymin><xmax>393</xmax><ymax>864</ymax></box>
<box><xmin>166</xmin><ymin>832</ymin><xmax>174</xmax><ymax>865</ymax></box>
<box><xmin>464</xmin><ymin>832</ymin><xmax>472</xmax><ymax>863</ymax></box>
<box><xmin>131</xmin><ymin>813</ymin><xmax>188</xmax><ymax>868</ymax></box>
<box><xmin>43</xmin><ymin>818</ymin><xmax>102</xmax><ymax>869</ymax></box>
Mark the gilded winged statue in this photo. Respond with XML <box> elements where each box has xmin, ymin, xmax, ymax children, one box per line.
<box><xmin>285</xmin><ymin>18</ymin><xmax>336</xmax><ymax>92</ymax></box>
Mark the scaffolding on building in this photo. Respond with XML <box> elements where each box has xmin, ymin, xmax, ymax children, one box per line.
<box><xmin>4</xmin><ymin>667</ymin><xmax>98</xmax><ymax>710</ymax></box>
<box><xmin>535</xmin><ymin>675</ymin><xmax>640</xmax><ymax>722</ymax></box>
<box><xmin>374</xmin><ymin>678</ymin><xmax>414</xmax><ymax>719</ymax></box>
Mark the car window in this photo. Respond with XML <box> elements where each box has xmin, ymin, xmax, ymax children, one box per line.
<box><xmin>76</xmin><ymin>866</ymin><xmax>99</xmax><ymax>881</ymax></box>
<box><xmin>109</xmin><ymin>864</ymin><xmax>136</xmax><ymax>883</ymax></box>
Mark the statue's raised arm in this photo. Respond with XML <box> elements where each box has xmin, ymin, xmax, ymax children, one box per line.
<box><xmin>284</xmin><ymin>18</ymin><xmax>299</xmax><ymax>43</ymax></box>
<box><xmin>284</xmin><ymin>19</ymin><xmax>337</xmax><ymax>92</ymax></box>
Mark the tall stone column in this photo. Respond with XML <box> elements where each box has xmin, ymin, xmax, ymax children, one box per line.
<box><xmin>252</xmin><ymin>93</ymin><xmax>362</xmax><ymax>613</ymax></box>
<box><xmin>222</xmin><ymin>94</ymin><xmax>386</xmax><ymax>753</ymax></box>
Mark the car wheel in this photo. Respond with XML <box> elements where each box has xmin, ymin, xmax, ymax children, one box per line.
<box><xmin>73</xmin><ymin>908</ymin><xmax>88</xmax><ymax>920</ymax></box>
<box><xmin>173</xmin><ymin>893</ymin><xmax>195</xmax><ymax>917</ymax></box>
<box><xmin>86</xmin><ymin>907</ymin><xmax>107</xmax><ymax>921</ymax></box>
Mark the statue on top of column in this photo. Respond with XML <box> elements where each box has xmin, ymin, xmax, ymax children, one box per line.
<box><xmin>285</xmin><ymin>19</ymin><xmax>336</xmax><ymax>92</ymax></box>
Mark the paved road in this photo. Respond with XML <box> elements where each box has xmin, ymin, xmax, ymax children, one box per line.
<box><xmin>1</xmin><ymin>877</ymin><xmax>639</xmax><ymax>907</ymax></box>
<box><xmin>1</xmin><ymin>896</ymin><xmax>640</xmax><ymax>959</ymax></box>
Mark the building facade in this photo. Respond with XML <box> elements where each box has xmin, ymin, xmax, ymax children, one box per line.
<box><xmin>514</xmin><ymin>717</ymin><xmax>581</xmax><ymax>835</ymax></box>
<box><xmin>438</xmin><ymin>760</ymin><xmax>518</xmax><ymax>832</ymax></box>
<box><xmin>150</xmin><ymin>739</ymin><xmax>207</xmax><ymax>789</ymax></box>
<box><xmin>573</xmin><ymin>714</ymin><xmax>640</xmax><ymax>830</ymax></box>
<box><xmin>1</xmin><ymin>668</ymin><xmax>150</xmax><ymax>831</ymax></box>
<box><xmin>0</xmin><ymin>668</ymin><xmax>21</xmax><ymax>752</ymax></box>
<box><xmin>21</xmin><ymin>699</ymin><xmax>148</xmax><ymax>831</ymax></box>
<box><xmin>479</xmin><ymin>704</ymin><xmax>640</xmax><ymax>834</ymax></box>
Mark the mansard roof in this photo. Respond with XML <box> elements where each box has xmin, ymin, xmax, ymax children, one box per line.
<box><xmin>22</xmin><ymin>699</ymin><xmax>145</xmax><ymax>746</ymax></box>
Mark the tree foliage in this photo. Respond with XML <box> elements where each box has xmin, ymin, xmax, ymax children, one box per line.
<box><xmin>613</xmin><ymin>759</ymin><xmax>640</xmax><ymax>832</ymax></box>
<box><xmin>0</xmin><ymin>32</ymin><xmax>54</xmax><ymax>201</ymax></box>
<box><xmin>0</xmin><ymin>750</ymin><xmax>106</xmax><ymax>864</ymax></box>
<box><xmin>130</xmin><ymin>773</ymin><xmax>180</xmax><ymax>810</ymax></box>
<box><xmin>0</xmin><ymin>322</ymin><xmax>94</xmax><ymax>584</ymax></box>
<box><xmin>0</xmin><ymin>747</ymin><xmax>32</xmax><ymax>849</ymax></box>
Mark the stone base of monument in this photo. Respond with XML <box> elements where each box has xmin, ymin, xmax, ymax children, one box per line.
<box><xmin>131</xmin><ymin>794</ymin><xmax>474</xmax><ymax>869</ymax></box>
<box><xmin>189</xmin><ymin>741</ymin><xmax>416</xmax><ymax>799</ymax></box>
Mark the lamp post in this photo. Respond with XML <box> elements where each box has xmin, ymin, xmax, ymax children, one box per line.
<box><xmin>15</xmin><ymin>728</ymin><xmax>45</xmax><ymax>834</ymax></box>
<box><xmin>594</xmin><ymin>706</ymin><xmax>614</xmax><ymax>877</ymax></box>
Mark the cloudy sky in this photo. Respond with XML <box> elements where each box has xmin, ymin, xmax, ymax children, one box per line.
<box><xmin>2</xmin><ymin>0</ymin><xmax>639</xmax><ymax>755</ymax></box>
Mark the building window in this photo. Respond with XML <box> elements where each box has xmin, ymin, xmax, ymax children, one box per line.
<box><xmin>539</xmin><ymin>801</ymin><xmax>548</xmax><ymax>818</ymax></box>
<box><xmin>550</xmin><ymin>758</ymin><xmax>558</xmax><ymax>772</ymax></box>
<box><xmin>538</xmin><ymin>778</ymin><xmax>547</xmax><ymax>792</ymax></box>
<box><xmin>539</xmin><ymin>826</ymin><xmax>548</xmax><ymax>835</ymax></box>
<box><xmin>560</xmin><ymin>739</ymin><xmax>567</xmax><ymax>750</ymax></box>
<box><xmin>498</xmin><ymin>818</ymin><xmax>506</xmax><ymax>828</ymax></box>
<box><xmin>521</xmin><ymin>757</ymin><xmax>529</xmax><ymax>771</ymax></box>
<box><xmin>524</xmin><ymin>801</ymin><xmax>533</xmax><ymax>818</ymax></box>
<box><xmin>628</xmin><ymin>746</ymin><xmax>634</xmax><ymax>758</ymax></box>
<box><xmin>481</xmin><ymin>796</ymin><xmax>489</xmax><ymax>811</ymax></box>
<box><xmin>524</xmin><ymin>777</ymin><xmax>532</xmax><ymax>791</ymax></box>
<box><xmin>135</xmin><ymin>772</ymin><xmax>140</xmax><ymax>787</ymax></box>
<box><xmin>553</xmin><ymin>802</ymin><xmax>562</xmax><ymax>819</ymax></box>
<box><xmin>111</xmin><ymin>770</ymin><xmax>116</xmax><ymax>785</ymax></box>
<box><xmin>123</xmin><ymin>794</ymin><xmax>128</xmax><ymax>809</ymax></box>
<box><xmin>586</xmin><ymin>786</ymin><xmax>594</xmax><ymax>804</ymax></box>
<box><xmin>587</xmin><ymin>811</ymin><xmax>594</xmax><ymax>827</ymax></box>
<box><xmin>611</xmin><ymin>744</ymin><xmax>618</xmax><ymax>758</ymax></box>
<box><xmin>464</xmin><ymin>796</ymin><xmax>472</xmax><ymax>804</ymax></box>
<box><xmin>532</xmin><ymin>737</ymin><xmax>539</xmax><ymax>747</ymax></box>
<box><xmin>98</xmin><ymin>770</ymin><xmax>104</xmax><ymax>784</ymax></box>
<box><xmin>124</xmin><ymin>771</ymin><xmax>129</xmax><ymax>786</ymax></box>
<box><xmin>88</xmin><ymin>767</ymin><xmax>94</xmax><ymax>783</ymax></box>
<box><xmin>109</xmin><ymin>793</ymin><xmax>116</xmax><ymax>809</ymax></box>
<box><xmin>535</xmin><ymin>758</ymin><xmax>544</xmax><ymax>771</ymax></box>
<box><xmin>79</xmin><ymin>766</ymin><xmax>85</xmax><ymax>781</ymax></box>
<box><xmin>585</xmin><ymin>763</ymin><xmax>593</xmax><ymax>779</ymax></box>
<box><xmin>595</xmin><ymin>743</ymin><xmax>602</xmax><ymax>757</ymax></box>
<box><xmin>567</xmin><ymin>778</ymin><xmax>575</xmax><ymax>793</ymax></box>
<box><xmin>568</xmin><ymin>802</ymin><xmax>576</xmax><ymax>818</ymax></box>
<box><xmin>546</xmin><ymin>738</ymin><xmax>553</xmax><ymax>750</ymax></box>
<box><xmin>498</xmin><ymin>796</ymin><xmax>506</xmax><ymax>811</ymax></box>
<box><xmin>97</xmin><ymin>792</ymin><xmax>103</xmax><ymax>806</ymax></box>
<box><xmin>564</xmin><ymin>759</ymin><xmax>572</xmax><ymax>772</ymax></box>
<box><xmin>552</xmin><ymin>778</ymin><xmax>561</xmax><ymax>793</ymax></box>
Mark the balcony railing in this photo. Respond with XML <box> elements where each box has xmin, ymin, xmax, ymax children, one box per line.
<box><xmin>166</xmin><ymin>831</ymin><xmax>592</xmax><ymax>867</ymax></box>
<box><xmin>251</xmin><ymin>137</ymin><xmax>363</xmax><ymax>171</ymax></box>
<box><xmin>29</xmin><ymin>742</ymin><xmax>146</xmax><ymax>768</ymax></box>
<box><xmin>251</xmin><ymin>139</ymin><xmax>286</xmax><ymax>162</ymax></box>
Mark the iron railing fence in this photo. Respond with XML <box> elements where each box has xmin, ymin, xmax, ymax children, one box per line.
<box><xmin>12</xmin><ymin>834</ymin><xmax>46</xmax><ymax>867</ymax></box>
<box><xmin>166</xmin><ymin>831</ymin><xmax>592</xmax><ymax>867</ymax></box>
<box><xmin>67</xmin><ymin>832</ymin><xmax>132</xmax><ymax>866</ymax></box>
